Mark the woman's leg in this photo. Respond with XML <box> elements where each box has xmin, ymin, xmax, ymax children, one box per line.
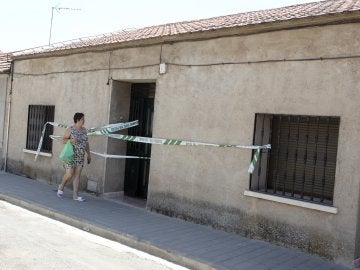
<box><xmin>72</xmin><ymin>166</ymin><xmax>83</xmax><ymax>200</ymax></box>
<box><xmin>59</xmin><ymin>168</ymin><xmax>74</xmax><ymax>191</ymax></box>
<box><xmin>57</xmin><ymin>167</ymin><xmax>74</xmax><ymax>197</ymax></box>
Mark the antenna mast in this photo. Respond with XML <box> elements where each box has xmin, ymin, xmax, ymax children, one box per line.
<box><xmin>48</xmin><ymin>6</ymin><xmax>81</xmax><ymax>45</ymax></box>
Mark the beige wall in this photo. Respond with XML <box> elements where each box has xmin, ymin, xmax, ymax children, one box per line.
<box><xmin>7</xmin><ymin>54</ymin><xmax>111</xmax><ymax>190</ymax></box>
<box><xmin>8</xmin><ymin>46</ymin><xmax>161</xmax><ymax>191</ymax></box>
<box><xmin>0</xmin><ymin>73</ymin><xmax>9</xmax><ymax>169</ymax></box>
<box><xmin>104</xmin><ymin>81</ymin><xmax>131</xmax><ymax>193</ymax></box>
<box><xmin>7</xmin><ymin>23</ymin><xmax>360</xmax><ymax>265</ymax></box>
<box><xmin>147</xmin><ymin>23</ymin><xmax>360</xmax><ymax>265</ymax></box>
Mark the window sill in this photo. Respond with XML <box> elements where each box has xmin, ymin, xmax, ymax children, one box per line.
<box><xmin>244</xmin><ymin>190</ymin><xmax>338</xmax><ymax>214</ymax></box>
<box><xmin>23</xmin><ymin>149</ymin><xmax>52</xmax><ymax>157</ymax></box>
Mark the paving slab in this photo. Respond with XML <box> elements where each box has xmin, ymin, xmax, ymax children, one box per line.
<box><xmin>0</xmin><ymin>172</ymin><xmax>350</xmax><ymax>270</ymax></box>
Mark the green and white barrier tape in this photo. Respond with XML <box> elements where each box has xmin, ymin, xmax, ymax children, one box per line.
<box><xmin>106</xmin><ymin>134</ymin><xmax>270</xmax><ymax>150</ymax></box>
<box><xmin>37</xmin><ymin>119</ymin><xmax>269</xmax><ymax>173</ymax></box>
<box><xmin>248</xmin><ymin>148</ymin><xmax>260</xmax><ymax>174</ymax></box>
<box><xmin>34</xmin><ymin>122</ymin><xmax>69</xmax><ymax>162</ymax></box>
<box><xmin>34</xmin><ymin>120</ymin><xmax>138</xmax><ymax>161</ymax></box>
<box><xmin>49</xmin><ymin>135</ymin><xmax>63</xmax><ymax>141</ymax></box>
<box><xmin>49</xmin><ymin>135</ymin><xmax>150</xmax><ymax>160</ymax></box>
<box><xmin>87</xmin><ymin>120</ymin><xmax>139</xmax><ymax>135</ymax></box>
<box><xmin>105</xmin><ymin>134</ymin><xmax>270</xmax><ymax>173</ymax></box>
<box><xmin>90</xmin><ymin>151</ymin><xmax>150</xmax><ymax>159</ymax></box>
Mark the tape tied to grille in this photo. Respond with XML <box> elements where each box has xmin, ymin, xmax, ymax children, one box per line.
<box><xmin>36</xmin><ymin>120</ymin><xmax>270</xmax><ymax>173</ymax></box>
<box><xmin>34</xmin><ymin>120</ymin><xmax>139</xmax><ymax>161</ymax></box>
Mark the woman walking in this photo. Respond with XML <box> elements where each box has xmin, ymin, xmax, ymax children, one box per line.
<box><xmin>57</xmin><ymin>113</ymin><xmax>91</xmax><ymax>202</ymax></box>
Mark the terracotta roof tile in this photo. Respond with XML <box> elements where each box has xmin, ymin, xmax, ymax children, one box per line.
<box><xmin>0</xmin><ymin>52</ymin><xmax>11</xmax><ymax>73</ymax></box>
<box><xmin>12</xmin><ymin>0</ymin><xmax>360</xmax><ymax>57</ymax></box>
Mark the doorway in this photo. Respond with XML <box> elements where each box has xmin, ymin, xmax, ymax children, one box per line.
<box><xmin>124</xmin><ymin>83</ymin><xmax>155</xmax><ymax>199</ymax></box>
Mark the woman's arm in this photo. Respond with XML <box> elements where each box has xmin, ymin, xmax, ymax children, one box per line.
<box><xmin>63</xmin><ymin>128</ymin><xmax>77</xmax><ymax>144</ymax></box>
<box><xmin>62</xmin><ymin>128</ymin><xmax>71</xmax><ymax>144</ymax></box>
<box><xmin>85</xmin><ymin>142</ymin><xmax>91</xmax><ymax>164</ymax></box>
<box><xmin>63</xmin><ymin>128</ymin><xmax>76</xmax><ymax>144</ymax></box>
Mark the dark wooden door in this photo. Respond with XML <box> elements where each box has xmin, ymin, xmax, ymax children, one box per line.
<box><xmin>124</xmin><ymin>83</ymin><xmax>155</xmax><ymax>198</ymax></box>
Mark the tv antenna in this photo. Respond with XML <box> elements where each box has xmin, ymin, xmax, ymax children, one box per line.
<box><xmin>48</xmin><ymin>6</ymin><xmax>81</xmax><ymax>45</ymax></box>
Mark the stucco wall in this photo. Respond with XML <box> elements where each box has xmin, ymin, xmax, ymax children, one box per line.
<box><xmin>7</xmin><ymin>23</ymin><xmax>360</xmax><ymax>265</ymax></box>
<box><xmin>7</xmin><ymin>53</ymin><xmax>111</xmax><ymax>190</ymax></box>
<box><xmin>104</xmin><ymin>81</ymin><xmax>131</xmax><ymax>193</ymax></box>
<box><xmin>0</xmin><ymin>73</ymin><xmax>8</xmax><ymax>168</ymax></box>
<box><xmin>7</xmin><ymin>46</ymin><xmax>161</xmax><ymax>191</ymax></box>
<box><xmin>146</xmin><ymin>23</ymin><xmax>360</xmax><ymax>264</ymax></box>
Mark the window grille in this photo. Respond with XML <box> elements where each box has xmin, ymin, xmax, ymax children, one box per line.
<box><xmin>26</xmin><ymin>105</ymin><xmax>55</xmax><ymax>153</ymax></box>
<box><xmin>250</xmin><ymin>114</ymin><xmax>340</xmax><ymax>205</ymax></box>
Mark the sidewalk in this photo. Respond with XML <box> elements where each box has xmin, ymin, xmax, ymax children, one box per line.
<box><xmin>0</xmin><ymin>172</ymin><xmax>350</xmax><ymax>270</ymax></box>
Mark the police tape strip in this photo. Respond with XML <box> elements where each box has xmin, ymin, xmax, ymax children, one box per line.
<box><xmin>49</xmin><ymin>135</ymin><xmax>63</xmax><ymax>141</ymax></box>
<box><xmin>38</xmin><ymin>120</ymin><xmax>269</xmax><ymax>173</ymax></box>
<box><xmin>49</xmin><ymin>135</ymin><xmax>150</xmax><ymax>159</ymax></box>
<box><xmin>106</xmin><ymin>134</ymin><xmax>271</xmax><ymax>150</ymax></box>
<box><xmin>105</xmin><ymin>134</ymin><xmax>270</xmax><ymax>173</ymax></box>
<box><xmin>248</xmin><ymin>148</ymin><xmax>260</xmax><ymax>174</ymax></box>
<box><xmin>53</xmin><ymin>134</ymin><xmax>267</xmax><ymax>172</ymax></box>
<box><xmin>87</xmin><ymin>120</ymin><xmax>139</xmax><ymax>135</ymax></box>
<box><xmin>90</xmin><ymin>151</ymin><xmax>150</xmax><ymax>159</ymax></box>
<box><xmin>34</xmin><ymin>120</ymin><xmax>139</xmax><ymax>161</ymax></box>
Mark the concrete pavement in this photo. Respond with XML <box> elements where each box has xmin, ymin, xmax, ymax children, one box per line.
<box><xmin>0</xmin><ymin>172</ymin><xmax>351</xmax><ymax>270</ymax></box>
<box><xmin>0</xmin><ymin>200</ymin><xmax>189</xmax><ymax>270</ymax></box>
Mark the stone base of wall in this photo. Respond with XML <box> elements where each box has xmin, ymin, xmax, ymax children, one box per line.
<box><xmin>6</xmin><ymin>159</ymin><xmax>24</xmax><ymax>176</ymax></box>
<box><xmin>6</xmin><ymin>158</ymin><xmax>88</xmax><ymax>191</ymax></box>
<box><xmin>147</xmin><ymin>192</ymin><xmax>350</xmax><ymax>263</ymax></box>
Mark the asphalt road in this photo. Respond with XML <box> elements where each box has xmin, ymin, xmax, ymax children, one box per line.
<box><xmin>0</xmin><ymin>200</ymin><xmax>189</xmax><ymax>270</ymax></box>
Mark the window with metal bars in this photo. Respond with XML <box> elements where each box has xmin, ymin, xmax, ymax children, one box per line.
<box><xmin>250</xmin><ymin>114</ymin><xmax>340</xmax><ymax>205</ymax></box>
<box><xmin>26</xmin><ymin>105</ymin><xmax>55</xmax><ymax>153</ymax></box>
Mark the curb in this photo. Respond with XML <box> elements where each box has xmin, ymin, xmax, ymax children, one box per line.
<box><xmin>0</xmin><ymin>193</ymin><xmax>217</xmax><ymax>270</ymax></box>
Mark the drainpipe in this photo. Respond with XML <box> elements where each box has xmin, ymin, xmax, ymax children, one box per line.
<box><xmin>3</xmin><ymin>60</ymin><xmax>14</xmax><ymax>171</ymax></box>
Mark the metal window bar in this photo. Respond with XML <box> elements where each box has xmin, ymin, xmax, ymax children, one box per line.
<box><xmin>310</xmin><ymin>117</ymin><xmax>320</xmax><ymax>201</ymax></box>
<box><xmin>256</xmin><ymin>115</ymin><xmax>265</xmax><ymax>191</ymax></box>
<box><xmin>249</xmin><ymin>114</ymin><xmax>258</xmax><ymax>190</ymax></box>
<box><xmin>44</xmin><ymin>106</ymin><xmax>55</xmax><ymax>152</ymax></box>
<box><xmin>250</xmin><ymin>114</ymin><xmax>339</xmax><ymax>205</ymax></box>
<box><xmin>264</xmin><ymin>115</ymin><xmax>273</xmax><ymax>192</ymax></box>
<box><xmin>282</xmin><ymin>116</ymin><xmax>291</xmax><ymax>195</ymax></box>
<box><xmin>26</xmin><ymin>105</ymin><xmax>54</xmax><ymax>152</ymax></box>
<box><xmin>301</xmin><ymin>117</ymin><xmax>310</xmax><ymax>199</ymax></box>
<box><xmin>273</xmin><ymin>115</ymin><xmax>282</xmax><ymax>195</ymax></box>
<box><xmin>291</xmin><ymin>116</ymin><xmax>300</xmax><ymax>197</ymax></box>
<box><xmin>321</xmin><ymin>118</ymin><xmax>330</xmax><ymax>203</ymax></box>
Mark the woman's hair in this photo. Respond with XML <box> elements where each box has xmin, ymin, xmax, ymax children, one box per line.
<box><xmin>73</xmin><ymin>112</ymin><xmax>84</xmax><ymax>123</ymax></box>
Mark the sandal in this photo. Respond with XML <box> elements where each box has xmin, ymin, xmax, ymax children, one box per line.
<box><xmin>57</xmin><ymin>189</ymin><xmax>63</xmax><ymax>198</ymax></box>
<box><xmin>73</xmin><ymin>196</ymin><xmax>86</xmax><ymax>202</ymax></box>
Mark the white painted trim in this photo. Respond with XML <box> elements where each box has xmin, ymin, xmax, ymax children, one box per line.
<box><xmin>244</xmin><ymin>190</ymin><xmax>338</xmax><ymax>214</ymax></box>
<box><xmin>23</xmin><ymin>149</ymin><xmax>52</xmax><ymax>157</ymax></box>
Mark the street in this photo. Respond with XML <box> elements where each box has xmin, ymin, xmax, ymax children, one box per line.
<box><xmin>0</xmin><ymin>200</ymin><xmax>189</xmax><ymax>270</ymax></box>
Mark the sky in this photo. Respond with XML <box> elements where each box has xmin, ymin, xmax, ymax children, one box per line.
<box><xmin>1</xmin><ymin>0</ymin><xmax>319</xmax><ymax>52</ymax></box>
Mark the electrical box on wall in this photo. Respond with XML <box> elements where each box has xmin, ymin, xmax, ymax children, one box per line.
<box><xmin>159</xmin><ymin>63</ymin><xmax>167</xmax><ymax>74</ymax></box>
<box><xmin>87</xmin><ymin>179</ymin><xmax>98</xmax><ymax>192</ymax></box>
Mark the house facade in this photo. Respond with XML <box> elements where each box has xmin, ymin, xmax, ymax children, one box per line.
<box><xmin>0</xmin><ymin>52</ymin><xmax>11</xmax><ymax>169</ymax></box>
<box><xmin>4</xmin><ymin>0</ymin><xmax>360</xmax><ymax>266</ymax></box>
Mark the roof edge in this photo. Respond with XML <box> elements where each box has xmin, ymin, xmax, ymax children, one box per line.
<box><xmin>11</xmin><ymin>10</ymin><xmax>360</xmax><ymax>61</ymax></box>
